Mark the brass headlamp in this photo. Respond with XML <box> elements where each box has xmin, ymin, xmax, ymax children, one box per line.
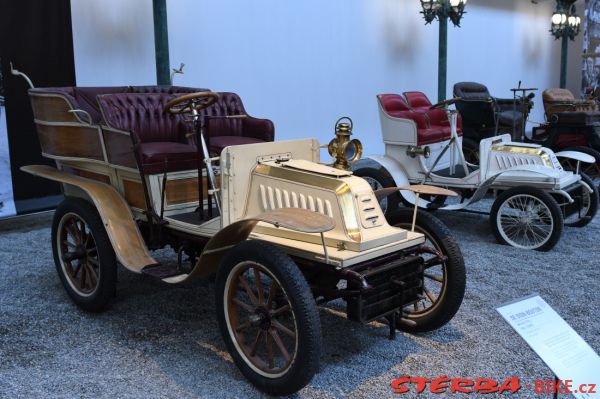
<box><xmin>328</xmin><ymin>117</ymin><xmax>363</xmax><ymax>170</ymax></box>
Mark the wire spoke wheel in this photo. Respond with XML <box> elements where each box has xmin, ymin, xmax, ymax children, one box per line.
<box><xmin>57</xmin><ymin>213</ymin><xmax>101</xmax><ymax>296</ymax></box>
<box><xmin>498</xmin><ymin>195</ymin><xmax>553</xmax><ymax>248</ymax></box>
<box><xmin>353</xmin><ymin>167</ymin><xmax>400</xmax><ymax>213</ymax></box>
<box><xmin>225</xmin><ymin>262</ymin><xmax>298</xmax><ymax>377</ymax></box>
<box><xmin>558</xmin><ymin>147</ymin><xmax>600</xmax><ymax>190</ymax></box>
<box><xmin>362</xmin><ymin>176</ymin><xmax>388</xmax><ymax>213</ymax></box>
<box><xmin>491</xmin><ymin>187</ymin><xmax>563</xmax><ymax>251</ymax></box>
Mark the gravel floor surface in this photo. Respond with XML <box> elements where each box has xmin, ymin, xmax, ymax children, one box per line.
<box><xmin>0</xmin><ymin>205</ymin><xmax>598</xmax><ymax>399</ymax></box>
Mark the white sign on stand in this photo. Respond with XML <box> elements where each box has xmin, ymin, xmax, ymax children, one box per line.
<box><xmin>497</xmin><ymin>294</ymin><xmax>600</xmax><ymax>399</ymax></box>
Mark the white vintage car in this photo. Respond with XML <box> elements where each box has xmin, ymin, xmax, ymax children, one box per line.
<box><xmin>354</xmin><ymin>94</ymin><xmax>599</xmax><ymax>251</ymax></box>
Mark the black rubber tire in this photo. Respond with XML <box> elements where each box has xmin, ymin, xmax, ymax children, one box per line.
<box><xmin>51</xmin><ymin>197</ymin><xmax>117</xmax><ymax>312</ymax></box>
<box><xmin>562</xmin><ymin>171</ymin><xmax>599</xmax><ymax>227</ymax></box>
<box><xmin>560</xmin><ymin>146</ymin><xmax>600</xmax><ymax>189</ymax></box>
<box><xmin>490</xmin><ymin>186</ymin><xmax>563</xmax><ymax>252</ymax></box>
<box><xmin>462</xmin><ymin>137</ymin><xmax>480</xmax><ymax>165</ymax></box>
<box><xmin>354</xmin><ymin>167</ymin><xmax>400</xmax><ymax>214</ymax></box>
<box><xmin>386</xmin><ymin>209</ymin><xmax>466</xmax><ymax>333</ymax></box>
<box><xmin>215</xmin><ymin>240</ymin><xmax>321</xmax><ymax>396</ymax></box>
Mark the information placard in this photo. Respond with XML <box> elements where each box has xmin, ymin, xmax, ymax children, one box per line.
<box><xmin>497</xmin><ymin>294</ymin><xmax>599</xmax><ymax>399</ymax></box>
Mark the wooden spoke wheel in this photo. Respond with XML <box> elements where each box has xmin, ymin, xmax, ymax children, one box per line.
<box><xmin>225</xmin><ymin>262</ymin><xmax>297</xmax><ymax>377</ymax></box>
<box><xmin>51</xmin><ymin>198</ymin><xmax>117</xmax><ymax>312</ymax></box>
<box><xmin>385</xmin><ymin>209</ymin><xmax>465</xmax><ymax>332</ymax></box>
<box><xmin>57</xmin><ymin>212</ymin><xmax>100</xmax><ymax>296</ymax></box>
<box><xmin>216</xmin><ymin>241</ymin><xmax>320</xmax><ymax>396</ymax></box>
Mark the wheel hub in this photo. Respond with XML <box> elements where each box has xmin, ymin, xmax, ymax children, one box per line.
<box><xmin>250</xmin><ymin>307</ymin><xmax>271</xmax><ymax>330</ymax></box>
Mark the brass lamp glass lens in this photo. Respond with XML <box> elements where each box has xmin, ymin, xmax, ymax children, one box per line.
<box><xmin>343</xmin><ymin>139</ymin><xmax>363</xmax><ymax>163</ymax></box>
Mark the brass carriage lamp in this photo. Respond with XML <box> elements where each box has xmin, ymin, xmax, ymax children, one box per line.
<box><xmin>550</xmin><ymin>1</ymin><xmax>581</xmax><ymax>88</ymax></box>
<box><xmin>328</xmin><ymin>117</ymin><xmax>363</xmax><ymax>170</ymax></box>
<box><xmin>419</xmin><ymin>0</ymin><xmax>467</xmax><ymax>103</ymax></box>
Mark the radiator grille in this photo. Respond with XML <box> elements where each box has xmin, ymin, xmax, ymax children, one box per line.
<box><xmin>259</xmin><ymin>184</ymin><xmax>334</xmax><ymax>217</ymax></box>
<box><xmin>494</xmin><ymin>154</ymin><xmax>543</xmax><ymax>169</ymax></box>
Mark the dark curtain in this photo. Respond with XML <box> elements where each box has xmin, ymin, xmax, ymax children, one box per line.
<box><xmin>0</xmin><ymin>0</ymin><xmax>75</xmax><ymax>213</ymax></box>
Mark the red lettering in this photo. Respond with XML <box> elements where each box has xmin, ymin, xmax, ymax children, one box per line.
<box><xmin>390</xmin><ymin>375</ymin><xmax>411</xmax><ymax>394</ymax></box>
<box><xmin>429</xmin><ymin>375</ymin><xmax>450</xmax><ymax>394</ymax></box>
<box><xmin>550</xmin><ymin>379</ymin><xmax>564</xmax><ymax>394</ymax></box>
<box><xmin>589</xmin><ymin>384</ymin><xmax>597</xmax><ymax>394</ymax></box>
<box><xmin>534</xmin><ymin>380</ymin><xmax>545</xmax><ymax>394</ymax></box>
<box><xmin>411</xmin><ymin>377</ymin><xmax>430</xmax><ymax>394</ymax></box>
<box><xmin>450</xmin><ymin>378</ymin><xmax>474</xmax><ymax>394</ymax></box>
<box><xmin>498</xmin><ymin>377</ymin><xmax>521</xmax><ymax>394</ymax></box>
<box><xmin>474</xmin><ymin>378</ymin><xmax>499</xmax><ymax>394</ymax></box>
<box><xmin>563</xmin><ymin>380</ymin><xmax>572</xmax><ymax>394</ymax></box>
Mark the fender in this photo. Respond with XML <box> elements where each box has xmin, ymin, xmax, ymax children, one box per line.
<box><xmin>555</xmin><ymin>150</ymin><xmax>595</xmax><ymax>164</ymax></box>
<box><xmin>21</xmin><ymin>165</ymin><xmax>157</xmax><ymax>272</ymax></box>
<box><xmin>183</xmin><ymin>208</ymin><xmax>336</xmax><ymax>281</ymax></box>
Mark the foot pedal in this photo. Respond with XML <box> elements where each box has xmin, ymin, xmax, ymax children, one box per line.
<box><xmin>142</xmin><ymin>264</ymin><xmax>184</xmax><ymax>279</ymax></box>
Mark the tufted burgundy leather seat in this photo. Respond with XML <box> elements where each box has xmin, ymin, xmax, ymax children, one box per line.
<box><xmin>197</xmin><ymin>92</ymin><xmax>274</xmax><ymax>155</ymax></box>
<box><xmin>379</xmin><ymin>93</ymin><xmax>462</xmax><ymax>145</ymax></box>
<box><xmin>98</xmin><ymin>93</ymin><xmax>198</xmax><ymax>174</ymax></box>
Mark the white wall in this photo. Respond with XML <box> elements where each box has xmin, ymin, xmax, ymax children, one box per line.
<box><xmin>71</xmin><ymin>0</ymin><xmax>156</xmax><ymax>85</ymax></box>
<box><xmin>71</xmin><ymin>0</ymin><xmax>585</xmax><ymax>154</ymax></box>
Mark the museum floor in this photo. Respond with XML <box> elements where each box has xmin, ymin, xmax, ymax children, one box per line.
<box><xmin>0</xmin><ymin>205</ymin><xmax>597</xmax><ymax>398</ymax></box>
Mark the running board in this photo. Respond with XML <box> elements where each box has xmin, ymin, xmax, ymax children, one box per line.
<box><xmin>142</xmin><ymin>264</ymin><xmax>188</xmax><ymax>283</ymax></box>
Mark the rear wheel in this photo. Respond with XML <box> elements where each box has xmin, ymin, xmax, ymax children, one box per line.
<box><xmin>354</xmin><ymin>167</ymin><xmax>399</xmax><ymax>214</ymax></box>
<box><xmin>559</xmin><ymin>146</ymin><xmax>600</xmax><ymax>190</ymax></box>
<box><xmin>490</xmin><ymin>187</ymin><xmax>563</xmax><ymax>251</ymax></box>
<box><xmin>386</xmin><ymin>209</ymin><xmax>466</xmax><ymax>332</ymax></box>
<box><xmin>561</xmin><ymin>172</ymin><xmax>598</xmax><ymax>227</ymax></box>
<box><xmin>462</xmin><ymin>137</ymin><xmax>480</xmax><ymax>165</ymax></box>
<box><xmin>51</xmin><ymin>198</ymin><xmax>117</xmax><ymax>312</ymax></box>
<box><xmin>216</xmin><ymin>241</ymin><xmax>320</xmax><ymax>396</ymax></box>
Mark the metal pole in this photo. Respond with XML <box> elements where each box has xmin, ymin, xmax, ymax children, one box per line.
<box><xmin>438</xmin><ymin>16</ymin><xmax>448</xmax><ymax>102</ymax></box>
<box><xmin>560</xmin><ymin>34</ymin><xmax>568</xmax><ymax>88</ymax></box>
<box><xmin>153</xmin><ymin>0</ymin><xmax>171</xmax><ymax>85</ymax></box>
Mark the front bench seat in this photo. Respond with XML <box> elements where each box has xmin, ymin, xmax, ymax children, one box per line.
<box><xmin>378</xmin><ymin>93</ymin><xmax>462</xmax><ymax>145</ymax></box>
<box><xmin>98</xmin><ymin>93</ymin><xmax>198</xmax><ymax>174</ymax></box>
<box><xmin>199</xmin><ymin>92</ymin><xmax>275</xmax><ymax>155</ymax></box>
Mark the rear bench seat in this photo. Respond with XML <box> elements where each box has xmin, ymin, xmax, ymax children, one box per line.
<box><xmin>30</xmin><ymin>86</ymin><xmax>275</xmax><ymax>174</ymax></box>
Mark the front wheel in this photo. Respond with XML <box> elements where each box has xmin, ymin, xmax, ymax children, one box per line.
<box><xmin>490</xmin><ymin>186</ymin><xmax>563</xmax><ymax>251</ymax></box>
<box><xmin>386</xmin><ymin>209</ymin><xmax>466</xmax><ymax>333</ymax></box>
<box><xmin>215</xmin><ymin>240</ymin><xmax>321</xmax><ymax>396</ymax></box>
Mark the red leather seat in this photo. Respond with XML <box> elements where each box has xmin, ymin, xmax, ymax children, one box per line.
<box><xmin>97</xmin><ymin>91</ymin><xmax>276</xmax><ymax>174</ymax></box>
<box><xmin>201</xmin><ymin>92</ymin><xmax>275</xmax><ymax>155</ymax></box>
<box><xmin>98</xmin><ymin>93</ymin><xmax>198</xmax><ymax>174</ymax></box>
<box><xmin>380</xmin><ymin>93</ymin><xmax>463</xmax><ymax>145</ymax></box>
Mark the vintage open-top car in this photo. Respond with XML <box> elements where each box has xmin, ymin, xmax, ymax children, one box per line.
<box><xmin>354</xmin><ymin>92</ymin><xmax>599</xmax><ymax>252</ymax></box>
<box><xmin>17</xmin><ymin>75</ymin><xmax>466</xmax><ymax>395</ymax></box>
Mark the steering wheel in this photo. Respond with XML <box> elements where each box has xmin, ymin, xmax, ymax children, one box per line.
<box><xmin>165</xmin><ymin>91</ymin><xmax>219</xmax><ymax>114</ymax></box>
<box><xmin>430</xmin><ymin>97</ymin><xmax>461</xmax><ymax>110</ymax></box>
